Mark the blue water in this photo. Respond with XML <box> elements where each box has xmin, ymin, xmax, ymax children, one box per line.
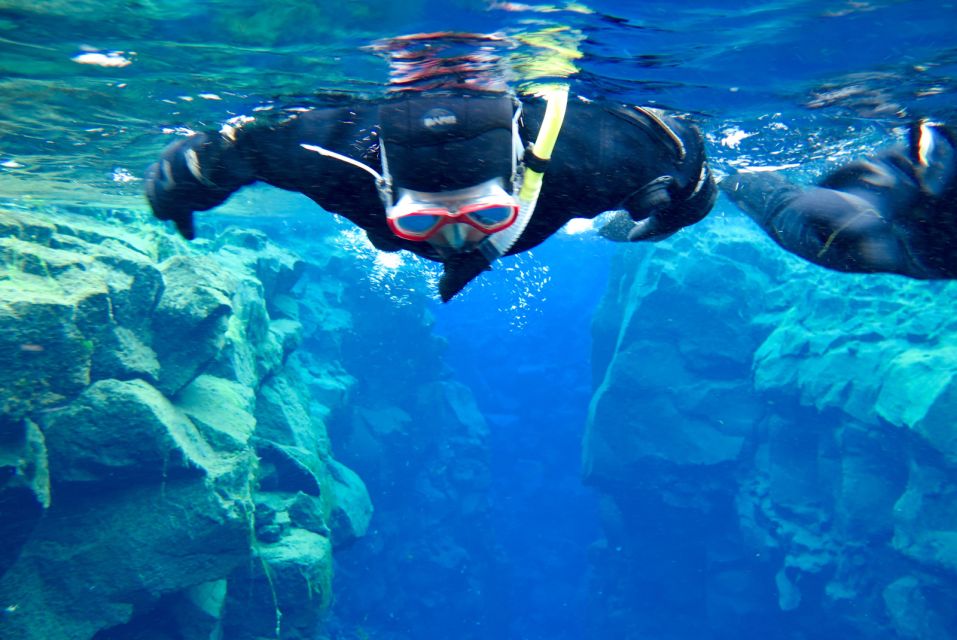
<box><xmin>3</xmin><ymin>1</ymin><xmax>957</xmax><ymax>639</ymax></box>
<box><xmin>435</xmin><ymin>238</ymin><xmax>612</xmax><ymax>639</ymax></box>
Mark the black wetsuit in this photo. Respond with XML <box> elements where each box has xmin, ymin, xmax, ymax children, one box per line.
<box><xmin>146</xmin><ymin>95</ymin><xmax>716</xmax><ymax>299</ymax></box>
<box><xmin>721</xmin><ymin>122</ymin><xmax>957</xmax><ymax>279</ymax></box>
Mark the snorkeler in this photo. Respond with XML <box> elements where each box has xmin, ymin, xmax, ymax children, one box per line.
<box><xmin>144</xmin><ymin>89</ymin><xmax>716</xmax><ymax>301</ymax></box>
<box><xmin>721</xmin><ymin>120</ymin><xmax>957</xmax><ymax>278</ymax></box>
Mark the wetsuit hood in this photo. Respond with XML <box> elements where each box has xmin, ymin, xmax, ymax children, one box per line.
<box><xmin>378</xmin><ymin>93</ymin><xmax>515</xmax><ymax>193</ymax></box>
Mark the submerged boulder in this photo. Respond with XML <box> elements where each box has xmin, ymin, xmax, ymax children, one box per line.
<box><xmin>222</xmin><ymin>528</ymin><xmax>333</xmax><ymax>640</ymax></box>
<box><xmin>151</xmin><ymin>255</ymin><xmax>234</xmax><ymax>395</ymax></box>
<box><xmin>0</xmin><ymin>417</ymin><xmax>49</xmax><ymax>576</ymax></box>
<box><xmin>324</xmin><ymin>457</ymin><xmax>373</xmax><ymax>547</ymax></box>
<box><xmin>0</xmin><ymin>209</ymin><xmax>368</xmax><ymax>640</ymax></box>
<box><xmin>175</xmin><ymin>374</ymin><xmax>258</xmax><ymax>452</ymax></box>
<box><xmin>41</xmin><ymin>378</ymin><xmax>236</xmax><ymax>486</ymax></box>
<box><xmin>585</xmin><ymin>216</ymin><xmax>957</xmax><ymax>639</ymax></box>
<box><xmin>584</xmin><ymin>223</ymin><xmax>769</xmax><ymax>493</ymax></box>
<box><xmin>0</xmin><ymin>477</ymin><xmax>251</xmax><ymax>640</ymax></box>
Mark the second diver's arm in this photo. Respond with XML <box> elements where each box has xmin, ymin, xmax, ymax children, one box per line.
<box><xmin>721</xmin><ymin>121</ymin><xmax>957</xmax><ymax>278</ymax></box>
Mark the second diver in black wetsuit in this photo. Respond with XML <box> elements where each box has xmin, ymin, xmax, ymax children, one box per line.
<box><xmin>145</xmin><ymin>90</ymin><xmax>717</xmax><ymax>301</ymax></box>
<box><xmin>721</xmin><ymin>120</ymin><xmax>957</xmax><ymax>279</ymax></box>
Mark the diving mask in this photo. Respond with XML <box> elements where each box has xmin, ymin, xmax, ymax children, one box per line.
<box><xmin>386</xmin><ymin>178</ymin><xmax>519</xmax><ymax>245</ymax></box>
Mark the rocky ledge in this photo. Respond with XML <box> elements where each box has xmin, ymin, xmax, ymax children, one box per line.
<box><xmin>584</xmin><ymin>215</ymin><xmax>957</xmax><ymax>640</ymax></box>
<box><xmin>0</xmin><ymin>210</ymin><xmax>371</xmax><ymax>640</ymax></box>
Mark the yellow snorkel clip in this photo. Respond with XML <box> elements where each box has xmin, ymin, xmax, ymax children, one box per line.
<box><xmin>481</xmin><ymin>84</ymin><xmax>569</xmax><ymax>261</ymax></box>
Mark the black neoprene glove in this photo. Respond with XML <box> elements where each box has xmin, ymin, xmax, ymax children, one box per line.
<box><xmin>145</xmin><ymin>160</ymin><xmax>196</xmax><ymax>239</ymax></box>
<box><xmin>627</xmin><ymin>168</ymin><xmax>717</xmax><ymax>242</ymax></box>
<box><xmin>144</xmin><ymin>132</ymin><xmax>252</xmax><ymax>240</ymax></box>
<box><xmin>144</xmin><ymin>136</ymin><xmax>209</xmax><ymax>239</ymax></box>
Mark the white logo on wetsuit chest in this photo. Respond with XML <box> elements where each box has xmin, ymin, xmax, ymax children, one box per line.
<box><xmin>422</xmin><ymin>108</ymin><xmax>457</xmax><ymax>129</ymax></box>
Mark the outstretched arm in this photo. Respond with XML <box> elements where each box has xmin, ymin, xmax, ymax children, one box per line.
<box><xmin>144</xmin><ymin>107</ymin><xmax>381</xmax><ymax>239</ymax></box>
<box><xmin>721</xmin><ymin>121</ymin><xmax>957</xmax><ymax>278</ymax></box>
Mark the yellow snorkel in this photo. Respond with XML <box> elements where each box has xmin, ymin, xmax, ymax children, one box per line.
<box><xmin>519</xmin><ymin>85</ymin><xmax>568</xmax><ymax>203</ymax></box>
<box><xmin>481</xmin><ymin>84</ymin><xmax>569</xmax><ymax>260</ymax></box>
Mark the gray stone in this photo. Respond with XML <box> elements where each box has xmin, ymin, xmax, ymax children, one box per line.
<box><xmin>255</xmin><ymin>367</ymin><xmax>331</xmax><ymax>454</ymax></box>
<box><xmin>170</xmin><ymin>579</ymin><xmax>228</xmax><ymax>640</ymax></box>
<box><xmin>287</xmin><ymin>492</ymin><xmax>331</xmax><ymax>537</ymax></box>
<box><xmin>0</xmin><ymin>275</ymin><xmax>94</xmax><ymax>418</ymax></box>
<box><xmin>0</xmin><ymin>418</ymin><xmax>49</xmax><ymax>576</ymax></box>
<box><xmin>211</xmin><ymin>227</ymin><xmax>305</xmax><ymax>304</ymax></box>
<box><xmin>256</xmin><ymin>442</ymin><xmax>322</xmax><ymax>496</ymax></box>
<box><xmin>324</xmin><ymin>457</ymin><xmax>373</xmax><ymax>547</ymax></box>
<box><xmin>152</xmin><ymin>256</ymin><xmax>234</xmax><ymax>395</ymax></box>
<box><xmin>175</xmin><ymin>374</ymin><xmax>257</xmax><ymax>452</ymax></box>
<box><xmin>0</xmin><ymin>477</ymin><xmax>250</xmax><ymax>640</ymax></box>
<box><xmin>90</xmin><ymin>325</ymin><xmax>161</xmax><ymax>383</ymax></box>
<box><xmin>892</xmin><ymin>462</ymin><xmax>957</xmax><ymax>574</ymax></box>
<box><xmin>883</xmin><ymin>575</ymin><xmax>955</xmax><ymax>640</ymax></box>
<box><xmin>222</xmin><ymin>528</ymin><xmax>332</xmax><ymax>640</ymax></box>
<box><xmin>41</xmin><ymin>378</ymin><xmax>233</xmax><ymax>487</ymax></box>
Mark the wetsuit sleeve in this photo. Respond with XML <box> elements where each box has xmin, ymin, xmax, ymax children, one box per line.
<box><xmin>611</xmin><ymin>112</ymin><xmax>717</xmax><ymax>242</ymax></box>
<box><xmin>144</xmin><ymin>109</ymin><xmax>367</xmax><ymax>239</ymax></box>
<box><xmin>721</xmin><ymin>122</ymin><xmax>957</xmax><ymax>278</ymax></box>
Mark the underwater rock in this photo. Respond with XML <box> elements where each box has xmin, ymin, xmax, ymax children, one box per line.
<box><xmin>891</xmin><ymin>461</ymin><xmax>957</xmax><ymax>574</ymax></box>
<box><xmin>257</xmin><ymin>441</ymin><xmax>323</xmax><ymax>496</ymax></box>
<box><xmin>249</xmin><ymin>455</ymin><xmax>372</xmax><ymax>550</ymax></box>
<box><xmin>585</xmin><ymin>217</ymin><xmax>957</xmax><ymax>639</ymax></box>
<box><xmin>169</xmin><ymin>579</ymin><xmax>229</xmax><ymax>640</ymax></box>
<box><xmin>0</xmin><ymin>210</ymin><xmax>168</xmax><ymax>417</ymax></box>
<box><xmin>324</xmin><ymin>456</ymin><xmax>373</xmax><ymax>547</ymax></box>
<box><xmin>255</xmin><ymin>364</ymin><xmax>333</xmax><ymax>453</ymax></box>
<box><xmin>584</xmin><ymin>225</ymin><xmax>769</xmax><ymax>493</ymax></box>
<box><xmin>0</xmin><ymin>266</ymin><xmax>94</xmax><ymax>417</ymax></box>
<box><xmin>175</xmin><ymin>374</ymin><xmax>257</xmax><ymax>452</ymax></box>
<box><xmin>875</xmin><ymin>347</ymin><xmax>957</xmax><ymax>464</ymax></box>
<box><xmin>188</xmin><ymin>231</ymin><xmax>305</xmax><ymax>391</ymax></box>
<box><xmin>90</xmin><ymin>325</ymin><xmax>162</xmax><ymax>383</ymax></box>
<box><xmin>41</xmin><ymin>378</ymin><xmax>229</xmax><ymax>486</ymax></box>
<box><xmin>151</xmin><ymin>255</ymin><xmax>234</xmax><ymax>395</ymax></box>
<box><xmin>222</xmin><ymin>528</ymin><xmax>333</xmax><ymax>640</ymax></box>
<box><xmin>321</xmin><ymin>287</ymin><xmax>504</xmax><ymax>638</ymax></box>
<box><xmin>0</xmin><ymin>417</ymin><xmax>49</xmax><ymax>576</ymax></box>
<box><xmin>0</xmin><ymin>476</ymin><xmax>250</xmax><ymax>640</ymax></box>
<box><xmin>416</xmin><ymin>380</ymin><xmax>488</xmax><ymax>443</ymax></box>
<box><xmin>212</xmin><ymin>226</ymin><xmax>305</xmax><ymax>305</ymax></box>
<box><xmin>883</xmin><ymin>575</ymin><xmax>957</xmax><ymax>640</ymax></box>
<box><xmin>1</xmin><ymin>209</ymin><xmax>372</xmax><ymax>640</ymax></box>
<box><xmin>287</xmin><ymin>491</ymin><xmax>332</xmax><ymax>537</ymax></box>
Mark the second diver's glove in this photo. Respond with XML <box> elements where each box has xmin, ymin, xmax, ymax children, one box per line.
<box><xmin>906</xmin><ymin>120</ymin><xmax>957</xmax><ymax>202</ymax></box>
<box><xmin>621</xmin><ymin>176</ymin><xmax>677</xmax><ymax>241</ymax></box>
